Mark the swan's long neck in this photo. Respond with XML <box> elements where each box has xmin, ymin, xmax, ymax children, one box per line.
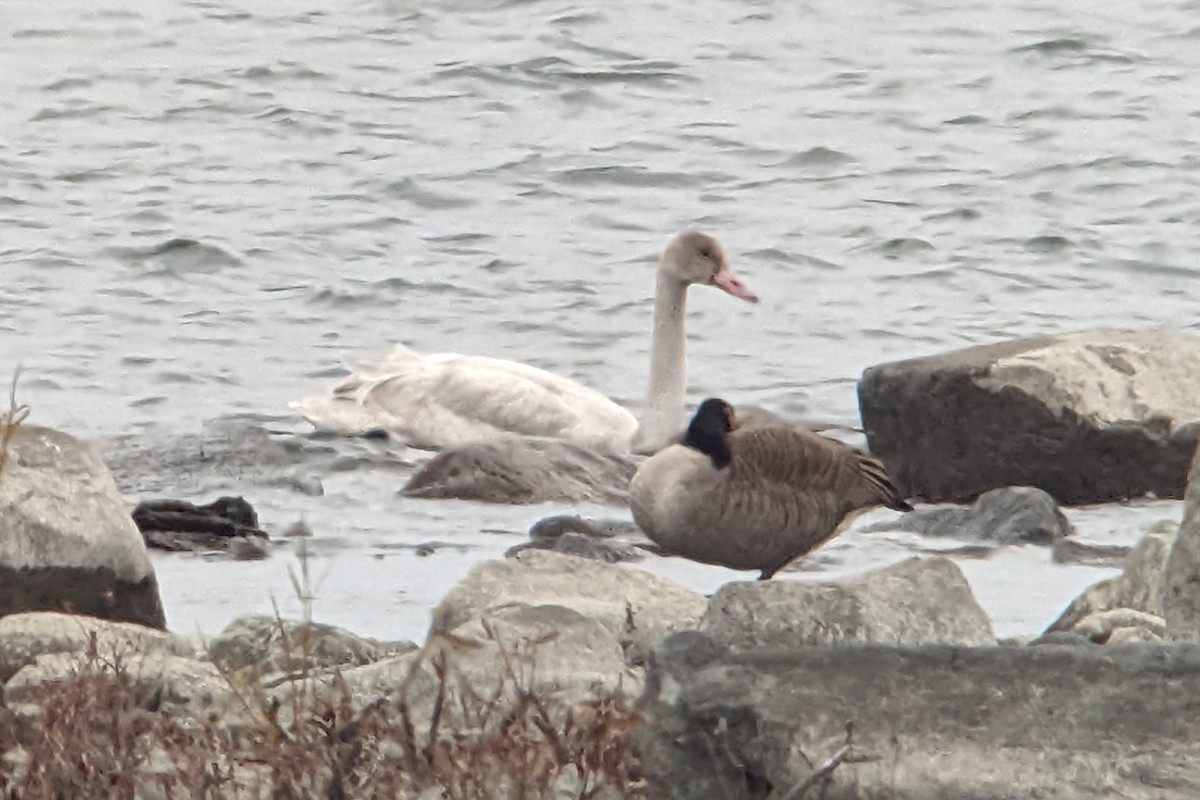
<box><xmin>632</xmin><ymin>268</ymin><xmax>688</xmax><ymax>454</ymax></box>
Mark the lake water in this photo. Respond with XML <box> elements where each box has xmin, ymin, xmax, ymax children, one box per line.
<box><xmin>4</xmin><ymin>0</ymin><xmax>1196</xmax><ymax>642</ymax></box>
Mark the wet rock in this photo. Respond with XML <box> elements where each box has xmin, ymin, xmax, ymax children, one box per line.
<box><xmin>859</xmin><ymin>328</ymin><xmax>1200</xmax><ymax>504</ymax></box>
<box><xmin>508</xmin><ymin>514</ymin><xmax>651</xmax><ymax>563</ymax></box>
<box><xmin>1052</xmin><ymin>538</ymin><xmax>1133</xmax><ymax>567</ymax></box>
<box><xmin>0</xmin><ymin>611</ymin><xmax>195</xmax><ymax>683</ymax></box>
<box><xmin>430</xmin><ymin>550</ymin><xmax>706</xmax><ymax>666</ymax></box>
<box><xmin>527</xmin><ymin>514</ymin><xmax>644</xmax><ymax>542</ymax></box>
<box><xmin>869</xmin><ymin>485</ymin><xmax>1073</xmax><ymax>544</ymax></box>
<box><xmin>402</xmin><ymin>435</ymin><xmax>639</xmax><ymax>505</ymax></box>
<box><xmin>1044</xmin><ymin>521</ymin><xmax>1174</xmax><ymax>641</ymax></box>
<box><xmin>700</xmin><ymin>557</ymin><xmax>995</xmax><ymax>651</ymax></box>
<box><xmin>1165</xmin><ymin>445</ymin><xmax>1200</xmax><ymax>641</ymax></box>
<box><xmin>639</xmin><ymin>634</ymin><xmax>1200</xmax><ymax>800</ymax></box>
<box><xmin>0</xmin><ymin>426</ymin><xmax>166</xmax><ymax>628</ymax></box>
<box><xmin>226</xmin><ymin>536</ymin><xmax>270</xmax><ymax>561</ymax></box>
<box><xmin>206</xmin><ymin>614</ymin><xmax>403</xmax><ymax>674</ymax></box>
<box><xmin>507</xmin><ymin>532</ymin><xmax>646</xmax><ymax>563</ymax></box>
<box><xmin>132</xmin><ymin>495</ymin><xmax>269</xmax><ymax>553</ymax></box>
<box><xmin>102</xmin><ymin>415</ymin><xmax>318</xmax><ymax>497</ymax></box>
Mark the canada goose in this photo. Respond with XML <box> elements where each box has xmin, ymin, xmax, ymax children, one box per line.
<box><xmin>290</xmin><ymin>231</ymin><xmax>758</xmax><ymax>452</ymax></box>
<box><xmin>629</xmin><ymin>398</ymin><xmax>912</xmax><ymax>579</ymax></box>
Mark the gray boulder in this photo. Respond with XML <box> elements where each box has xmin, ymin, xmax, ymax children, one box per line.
<box><xmin>700</xmin><ymin>557</ymin><xmax>995</xmax><ymax>651</ymax></box>
<box><xmin>258</xmin><ymin>604</ymin><xmax>640</xmax><ymax>769</ymax></box>
<box><xmin>5</xmin><ymin>650</ymin><xmax>229</xmax><ymax>719</ymax></box>
<box><xmin>859</xmin><ymin>328</ymin><xmax>1200</xmax><ymax>504</ymax></box>
<box><xmin>1164</xmin><ymin>445</ymin><xmax>1200</xmax><ymax>640</ymax></box>
<box><xmin>448</xmin><ymin>602</ymin><xmax>640</xmax><ymax>694</ymax></box>
<box><xmin>0</xmin><ymin>611</ymin><xmax>195</xmax><ymax>683</ymax></box>
<box><xmin>205</xmin><ymin>614</ymin><xmax>409</xmax><ymax>674</ymax></box>
<box><xmin>0</xmin><ymin>426</ymin><xmax>166</xmax><ymax>628</ymax></box>
<box><xmin>406</xmin><ymin>603</ymin><xmax>641</xmax><ymax>704</ymax></box>
<box><xmin>639</xmin><ymin>634</ymin><xmax>1200</xmax><ymax>800</ymax></box>
<box><xmin>1046</xmin><ymin>521</ymin><xmax>1174</xmax><ymax>642</ymax></box>
<box><xmin>402</xmin><ymin>435</ymin><xmax>639</xmax><ymax>505</ymax></box>
<box><xmin>868</xmin><ymin>485</ymin><xmax>1073</xmax><ymax>544</ymax></box>
<box><xmin>430</xmin><ymin>549</ymin><xmax>707</xmax><ymax>665</ymax></box>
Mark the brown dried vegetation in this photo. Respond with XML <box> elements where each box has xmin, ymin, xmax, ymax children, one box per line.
<box><xmin>0</xmin><ymin>621</ymin><xmax>648</xmax><ymax>800</ymax></box>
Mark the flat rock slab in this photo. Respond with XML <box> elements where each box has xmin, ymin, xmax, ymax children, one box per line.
<box><xmin>858</xmin><ymin>328</ymin><xmax>1200</xmax><ymax>504</ymax></box>
<box><xmin>641</xmin><ymin>634</ymin><xmax>1200</xmax><ymax>800</ymax></box>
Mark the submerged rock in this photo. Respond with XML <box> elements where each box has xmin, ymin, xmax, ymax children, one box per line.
<box><xmin>859</xmin><ymin>328</ymin><xmax>1200</xmax><ymax>504</ymax></box>
<box><xmin>1052</xmin><ymin>538</ymin><xmax>1133</xmax><ymax>567</ymax></box>
<box><xmin>700</xmin><ymin>557</ymin><xmax>995</xmax><ymax>651</ymax></box>
<box><xmin>507</xmin><ymin>514</ymin><xmax>652</xmax><ymax>563</ymax></box>
<box><xmin>639</xmin><ymin>634</ymin><xmax>1200</xmax><ymax>799</ymax></box>
<box><xmin>132</xmin><ymin>495</ymin><xmax>270</xmax><ymax>554</ymax></box>
<box><xmin>102</xmin><ymin>415</ymin><xmax>322</xmax><ymax>497</ymax></box>
<box><xmin>869</xmin><ymin>485</ymin><xmax>1073</xmax><ymax>544</ymax></box>
<box><xmin>0</xmin><ymin>426</ymin><xmax>166</xmax><ymax>628</ymax></box>
<box><xmin>401</xmin><ymin>435</ymin><xmax>639</xmax><ymax>505</ymax></box>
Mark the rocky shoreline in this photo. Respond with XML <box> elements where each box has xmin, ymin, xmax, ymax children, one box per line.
<box><xmin>6</xmin><ymin>327</ymin><xmax>1200</xmax><ymax>797</ymax></box>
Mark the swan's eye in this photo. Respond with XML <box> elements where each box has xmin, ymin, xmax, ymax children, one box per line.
<box><xmin>699</xmin><ymin>248</ymin><xmax>712</xmax><ymax>258</ymax></box>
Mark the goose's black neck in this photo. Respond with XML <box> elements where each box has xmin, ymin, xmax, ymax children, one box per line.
<box><xmin>683</xmin><ymin>398</ymin><xmax>733</xmax><ymax>469</ymax></box>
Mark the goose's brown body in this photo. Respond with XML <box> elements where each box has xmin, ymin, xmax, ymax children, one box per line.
<box><xmin>629</xmin><ymin>403</ymin><xmax>911</xmax><ymax>579</ymax></box>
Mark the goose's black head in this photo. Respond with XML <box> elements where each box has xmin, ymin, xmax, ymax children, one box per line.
<box><xmin>683</xmin><ymin>398</ymin><xmax>734</xmax><ymax>469</ymax></box>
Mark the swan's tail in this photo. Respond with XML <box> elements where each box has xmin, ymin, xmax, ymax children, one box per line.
<box><xmin>342</xmin><ymin>343</ymin><xmax>422</xmax><ymax>382</ymax></box>
<box><xmin>290</xmin><ymin>344</ymin><xmax>425</xmax><ymax>436</ymax></box>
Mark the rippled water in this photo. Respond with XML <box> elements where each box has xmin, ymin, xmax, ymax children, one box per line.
<box><xmin>4</xmin><ymin>0</ymin><xmax>1197</xmax><ymax>640</ymax></box>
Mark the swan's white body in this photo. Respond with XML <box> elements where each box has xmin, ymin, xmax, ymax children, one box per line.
<box><xmin>291</xmin><ymin>344</ymin><xmax>638</xmax><ymax>451</ymax></box>
<box><xmin>290</xmin><ymin>231</ymin><xmax>757</xmax><ymax>452</ymax></box>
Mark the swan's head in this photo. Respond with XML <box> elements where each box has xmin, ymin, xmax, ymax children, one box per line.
<box><xmin>663</xmin><ymin>231</ymin><xmax>759</xmax><ymax>303</ymax></box>
<box><xmin>683</xmin><ymin>397</ymin><xmax>734</xmax><ymax>469</ymax></box>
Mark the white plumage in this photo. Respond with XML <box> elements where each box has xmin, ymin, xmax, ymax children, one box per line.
<box><xmin>291</xmin><ymin>231</ymin><xmax>758</xmax><ymax>452</ymax></box>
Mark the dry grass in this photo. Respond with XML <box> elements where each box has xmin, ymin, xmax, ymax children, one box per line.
<box><xmin>0</xmin><ymin>631</ymin><xmax>226</xmax><ymax>800</ymax></box>
<box><xmin>0</xmin><ymin>372</ymin><xmax>646</xmax><ymax>798</ymax></box>
<box><xmin>0</xmin><ymin>619</ymin><xmax>648</xmax><ymax>800</ymax></box>
<box><xmin>0</xmin><ymin>368</ymin><xmax>29</xmax><ymax>481</ymax></box>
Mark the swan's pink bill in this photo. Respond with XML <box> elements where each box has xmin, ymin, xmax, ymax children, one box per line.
<box><xmin>713</xmin><ymin>270</ymin><xmax>759</xmax><ymax>303</ymax></box>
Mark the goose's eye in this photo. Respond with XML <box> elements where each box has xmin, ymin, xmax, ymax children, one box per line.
<box><xmin>699</xmin><ymin>247</ymin><xmax>712</xmax><ymax>258</ymax></box>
